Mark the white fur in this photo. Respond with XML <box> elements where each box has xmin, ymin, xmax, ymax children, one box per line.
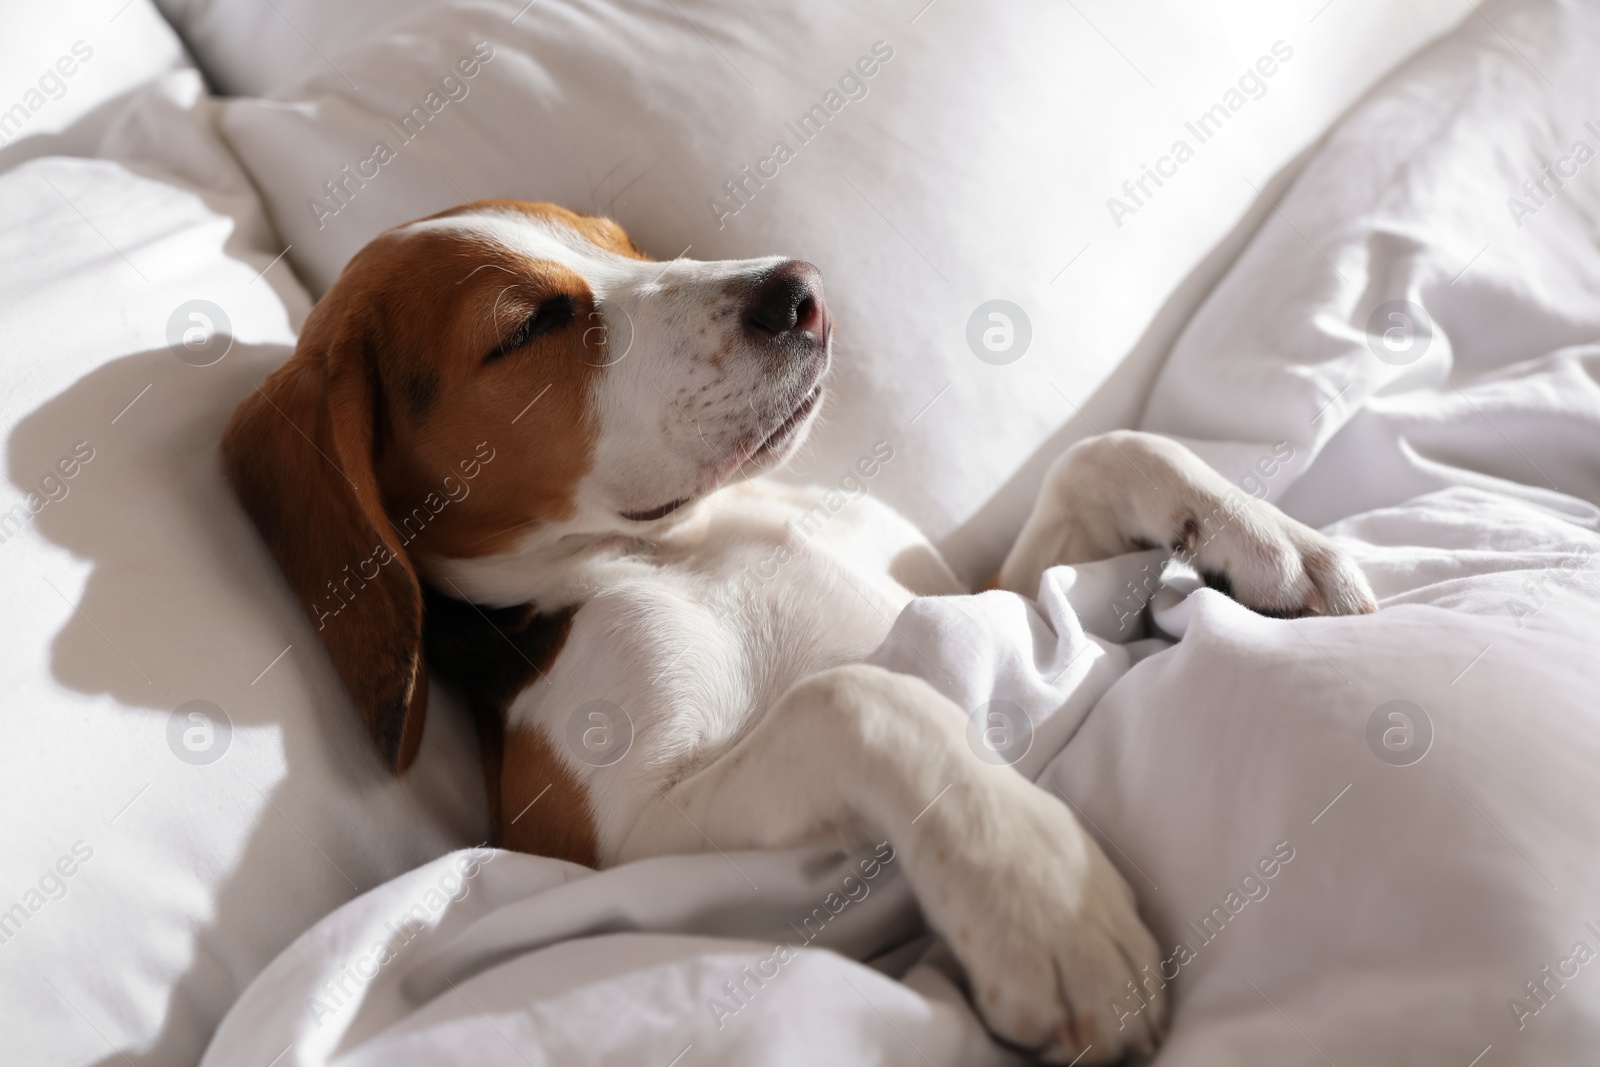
<box><xmin>419</xmin><ymin>206</ymin><xmax>1376</xmax><ymax>1062</ymax></box>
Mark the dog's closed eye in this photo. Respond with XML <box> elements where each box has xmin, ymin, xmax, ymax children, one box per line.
<box><xmin>484</xmin><ymin>295</ymin><xmax>576</xmax><ymax>364</ymax></box>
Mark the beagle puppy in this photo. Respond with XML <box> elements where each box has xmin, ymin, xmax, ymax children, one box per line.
<box><xmin>221</xmin><ymin>201</ymin><xmax>1375</xmax><ymax>1063</ymax></box>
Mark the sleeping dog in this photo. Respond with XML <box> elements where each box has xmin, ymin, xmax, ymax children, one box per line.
<box><xmin>221</xmin><ymin>201</ymin><xmax>1376</xmax><ymax>1062</ymax></box>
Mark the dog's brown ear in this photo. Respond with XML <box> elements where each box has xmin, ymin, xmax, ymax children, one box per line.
<box><xmin>221</xmin><ymin>309</ymin><xmax>427</xmax><ymax>773</ymax></box>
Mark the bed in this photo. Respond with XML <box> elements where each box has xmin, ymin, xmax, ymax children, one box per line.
<box><xmin>3</xmin><ymin>1</ymin><xmax>1596</xmax><ymax>1064</ymax></box>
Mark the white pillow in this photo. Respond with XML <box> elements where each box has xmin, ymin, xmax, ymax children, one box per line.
<box><xmin>0</xmin><ymin>73</ymin><xmax>486</xmax><ymax>1067</ymax></box>
<box><xmin>150</xmin><ymin>0</ymin><xmax>440</xmax><ymax>96</ymax></box>
<box><xmin>0</xmin><ymin>0</ymin><xmax>189</xmax><ymax>173</ymax></box>
<box><xmin>216</xmin><ymin>0</ymin><xmax>1472</xmax><ymax>582</ymax></box>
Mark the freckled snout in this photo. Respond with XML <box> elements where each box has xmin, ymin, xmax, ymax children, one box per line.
<box><xmin>743</xmin><ymin>260</ymin><xmax>829</xmax><ymax>346</ymax></box>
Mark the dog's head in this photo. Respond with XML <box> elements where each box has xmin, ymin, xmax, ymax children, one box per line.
<box><xmin>222</xmin><ymin>200</ymin><xmax>830</xmax><ymax>770</ymax></box>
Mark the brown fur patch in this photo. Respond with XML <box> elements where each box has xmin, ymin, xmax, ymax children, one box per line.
<box><xmin>361</xmin><ymin>203</ymin><xmax>619</xmax><ymax>560</ymax></box>
<box><xmin>422</xmin><ymin>586</ymin><xmax>596</xmax><ymax>865</ymax></box>
<box><xmin>221</xmin><ymin>292</ymin><xmax>429</xmax><ymax>771</ymax></box>
<box><xmin>401</xmin><ymin>370</ymin><xmax>438</xmax><ymax>419</ymax></box>
<box><xmin>498</xmin><ymin>726</ymin><xmax>599</xmax><ymax>866</ymax></box>
<box><xmin>220</xmin><ymin>199</ymin><xmax>641</xmax><ymax>789</ymax></box>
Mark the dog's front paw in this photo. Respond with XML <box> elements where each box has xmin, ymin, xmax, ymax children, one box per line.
<box><xmin>914</xmin><ymin>780</ymin><xmax>1165</xmax><ymax>1063</ymax></box>
<box><xmin>999</xmin><ymin>432</ymin><xmax>1378</xmax><ymax>619</ymax></box>
<box><xmin>1179</xmin><ymin>498</ymin><xmax>1376</xmax><ymax>617</ymax></box>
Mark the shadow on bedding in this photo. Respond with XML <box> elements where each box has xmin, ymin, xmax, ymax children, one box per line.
<box><xmin>8</xmin><ymin>344</ymin><xmax>486</xmax><ymax>1067</ymax></box>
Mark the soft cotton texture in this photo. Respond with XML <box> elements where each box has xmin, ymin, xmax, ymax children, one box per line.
<box><xmin>195</xmin><ymin>501</ymin><xmax>1600</xmax><ymax>1066</ymax></box>
<box><xmin>0</xmin><ymin>0</ymin><xmax>189</xmax><ymax>174</ymax></box>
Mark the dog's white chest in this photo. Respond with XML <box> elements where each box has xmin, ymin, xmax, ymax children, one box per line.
<box><xmin>504</xmin><ymin>480</ymin><xmax>958</xmax><ymax>815</ymax></box>
<box><xmin>626</xmin><ymin>479</ymin><xmax>952</xmax><ymax>716</ymax></box>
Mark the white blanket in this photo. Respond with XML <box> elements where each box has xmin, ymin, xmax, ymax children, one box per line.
<box><xmin>199</xmin><ymin>0</ymin><xmax>1600</xmax><ymax>1063</ymax></box>
<box><xmin>199</xmin><ymin>485</ymin><xmax>1600</xmax><ymax>1066</ymax></box>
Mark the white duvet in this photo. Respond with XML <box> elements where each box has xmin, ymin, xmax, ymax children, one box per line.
<box><xmin>199</xmin><ymin>1</ymin><xmax>1600</xmax><ymax>1064</ymax></box>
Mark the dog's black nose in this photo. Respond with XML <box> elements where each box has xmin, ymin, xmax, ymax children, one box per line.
<box><xmin>745</xmin><ymin>260</ymin><xmax>828</xmax><ymax>340</ymax></box>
